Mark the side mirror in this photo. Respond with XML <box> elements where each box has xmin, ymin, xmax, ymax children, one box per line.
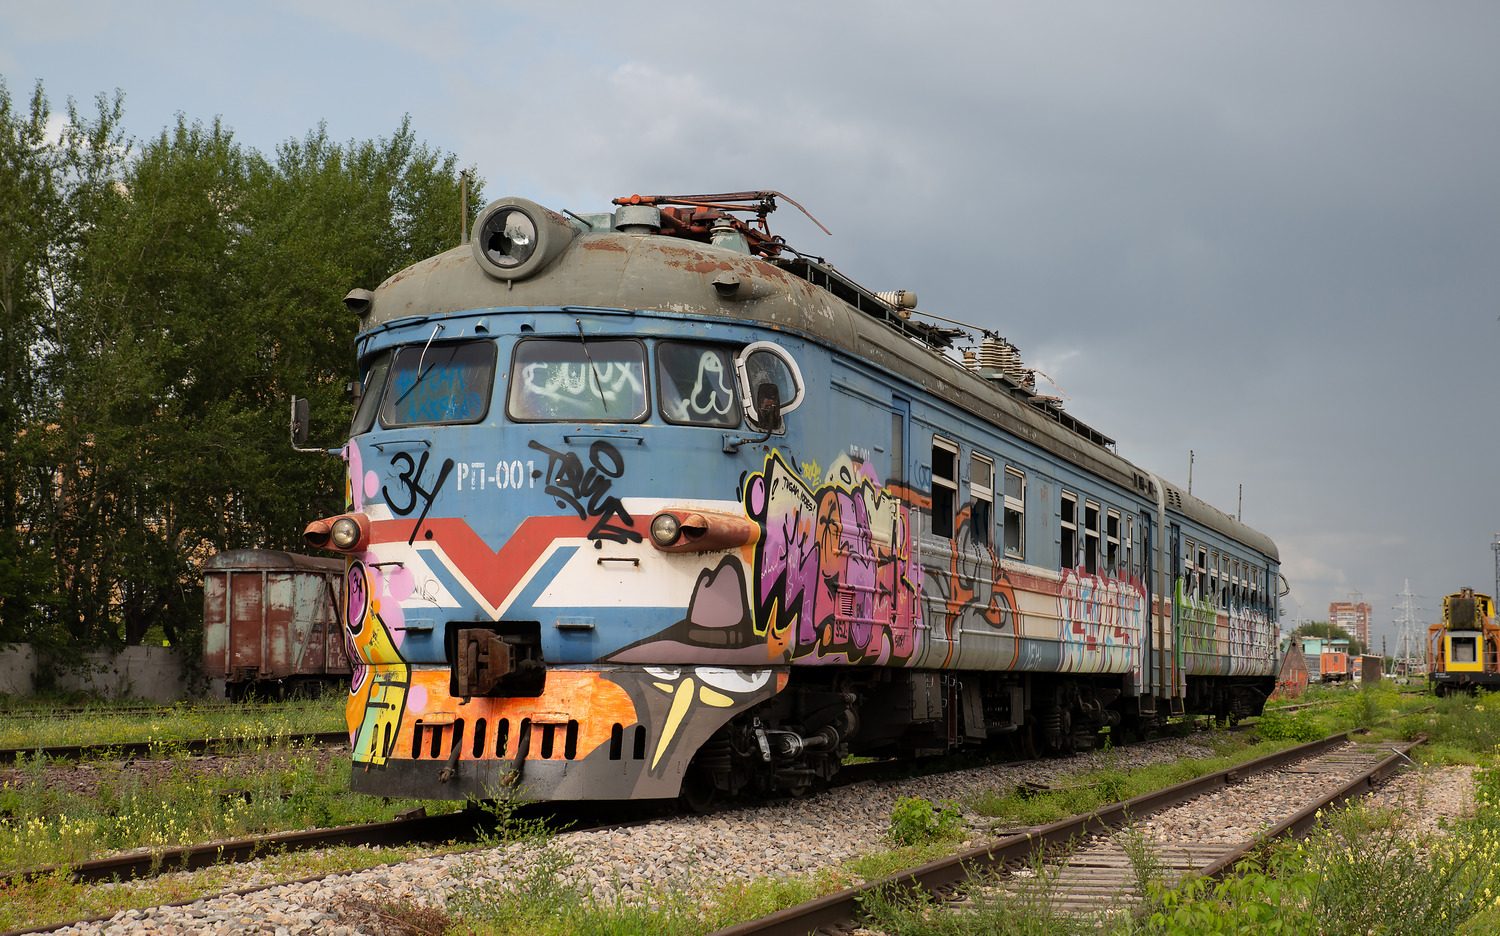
<box><xmin>290</xmin><ymin>397</ymin><xmax>332</xmax><ymax>455</ymax></box>
<box><xmin>755</xmin><ymin>382</ymin><xmax>783</xmax><ymax>433</ymax></box>
<box><xmin>291</xmin><ymin>397</ymin><xmax>310</xmax><ymax>446</ymax></box>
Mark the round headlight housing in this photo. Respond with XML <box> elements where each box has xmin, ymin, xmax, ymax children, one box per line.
<box><xmin>469</xmin><ymin>197</ymin><xmax>578</xmax><ymax>281</ymax></box>
<box><xmin>330</xmin><ymin>517</ymin><xmax>362</xmax><ymax>550</ymax></box>
<box><xmin>479</xmin><ymin>208</ymin><xmax>537</xmax><ymax>269</ymax></box>
<box><xmin>650</xmin><ymin>513</ymin><xmax>681</xmax><ymax>546</ymax></box>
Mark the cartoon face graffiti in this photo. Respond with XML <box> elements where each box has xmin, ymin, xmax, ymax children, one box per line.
<box><xmin>639</xmin><ymin>667</ymin><xmax>773</xmax><ymax>774</ymax></box>
<box><xmin>345</xmin><ymin>559</ymin><xmax>413</xmax><ymax>767</ymax></box>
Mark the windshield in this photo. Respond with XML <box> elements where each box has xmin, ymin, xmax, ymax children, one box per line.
<box><xmin>379</xmin><ymin>340</ymin><xmax>496</xmax><ymax>427</ymax></box>
<box><xmin>508</xmin><ymin>338</ymin><xmax>648</xmax><ymax>422</ymax></box>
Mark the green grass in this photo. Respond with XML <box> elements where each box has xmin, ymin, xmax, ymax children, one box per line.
<box><xmin>0</xmin><ymin>744</ymin><xmax>460</xmax><ymax>875</ymax></box>
<box><xmin>0</xmin><ymin>697</ymin><xmax>347</xmax><ymax>749</ymax></box>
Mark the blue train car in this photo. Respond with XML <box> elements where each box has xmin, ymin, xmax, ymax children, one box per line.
<box><xmin>302</xmin><ymin>192</ymin><xmax>1281</xmax><ymax>804</ymax></box>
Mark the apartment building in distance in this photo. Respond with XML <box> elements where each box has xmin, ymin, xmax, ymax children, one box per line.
<box><xmin>1329</xmin><ymin>595</ymin><xmax>1372</xmax><ymax>646</ymax></box>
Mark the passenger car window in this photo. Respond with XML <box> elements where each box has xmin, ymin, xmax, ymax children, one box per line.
<box><xmin>657</xmin><ymin>342</ymin><xmax>739</xmax><ymax>428</ymax></box>
<box><xmin>379</xmin><ymin>341</ymin><xmax>496</xmax><ymax>427</ymax></box>
<box><xmin>931</xmin><ymin>438</ymin><xmax>958</xmax><ymax>539</ymax></box>
<box><xmin>1003</xmin><ymin>467</ymin><xmax>1025</xmax><ymax>560</ymax></box>
<box><xmin>969</xmin><ymin>454</ymin><xmax>994</xmax><ymax>548</ymax></box>
<box><xmin>509</xmin><ymin>338</ymin><xmax>648</xmax><ymax>422</ymax></box>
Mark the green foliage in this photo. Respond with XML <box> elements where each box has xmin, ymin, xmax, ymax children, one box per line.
<box><xmin>1421</xmin><ymin>695</ymin><xmax>1500</xmax><ymax>758</ymax></box>
<box><xmin>1124</xmin><ymin>789</ymin><xmax>1500</xmax><ymax>936</ymax></box>
<box><xmin>1253</xmin><ymin>710</ymin><xmax>1325</xmax><ymax>742</ymax></box>
<box><xmin>887</xmin><ymin>795</ymin><xmax>966</xmax><ymax>846</ymax></box>
<box><xmin>0</xmin><ymin>76</ymin><xmax>481</xmax><ymax>653</ymax></box>
<box><xmin>1141</xmin><ymin>865</ymin><xmax>1316</xmax><ymax>935</ymax></box>
<box><xmin>1343</xmin><ymin>681</ymin><xmax>1398</xmax><ymax>729</ymax></box>
<box><xmin>0</xmin><ymin>696</ymin><xmax>343</xmax><ymax>748</ymax></box>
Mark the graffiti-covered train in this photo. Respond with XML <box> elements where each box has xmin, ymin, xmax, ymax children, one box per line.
<box><xmin>300</xmin><ymin>191</ymin><xmax>1282</xmax><ymax>804</ymax></box>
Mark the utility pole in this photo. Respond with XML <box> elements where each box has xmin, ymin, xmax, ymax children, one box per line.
<box><xmin>1188</xmin><ymin>450</ymin><xmax>1194</xmax><ymax>495</ymax></box>
<box><xmin>460</xmin><ymin>170</ymin><xmax>470</xmax><ymax>245</ymax></box>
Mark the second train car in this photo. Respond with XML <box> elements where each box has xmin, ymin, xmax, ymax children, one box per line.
<box><xmin>302</xmin><ymin>191</ymin><xmax>1283</xmax><ymax>804</ymax></box>
<box><xmin>1428</xmin><ymin>587</ymin><xmax>1500</xmax><ymax>695</ymax></box>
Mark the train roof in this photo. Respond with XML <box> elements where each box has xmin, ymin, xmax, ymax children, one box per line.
<box><xmin>203</xmin><ymin>549</ymin><xmax>347</xmax><ymax>573</ymax></box>
<box><xmin>356</xmin><ymin>197</ymin><xmax>1278</xmax><ymax>562</ymax></box>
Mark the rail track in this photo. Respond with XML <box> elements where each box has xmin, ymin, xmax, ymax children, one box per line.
<box><xmin>707</xmin><ymin>732</ymin><xmax>1421</xmax><ymax>936</ymax></box>
<box><xmin>0</xmin><ymin>722</ymin><xmax>1428</xmax><ymax>935</ymax></box>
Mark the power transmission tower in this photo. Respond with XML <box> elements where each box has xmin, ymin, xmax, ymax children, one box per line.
<box><xmin>1493</xmin><ymin>534</ymin><xmax>1499</xmax><ymax>603</ymax></box>
<box><xmin>1392</xmin><ymin>579</ymin><xmax>1423</xmax><ymax>678</ymax></box>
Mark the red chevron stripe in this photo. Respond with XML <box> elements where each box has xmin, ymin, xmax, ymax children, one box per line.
<box><xmin>370</xmin><ymin>515</ymin><xmax>596</xmax><ymax>609</ymax></box>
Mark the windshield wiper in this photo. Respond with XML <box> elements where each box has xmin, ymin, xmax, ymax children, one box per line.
<box><xmin>576</xmin><ymin>318</ymin><xmax>608</xmax><ymax>413</ymax></box>
<box><xmin>393</xmin><ymin>323</ymin><xmax>447</xmax><ymax>407</ymax></box>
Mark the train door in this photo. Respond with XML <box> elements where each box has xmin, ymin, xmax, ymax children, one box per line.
<box><xmin>1138</xmin><ymin>509</ymin><xmax>1156</xmax><ymax>709</ymax></box>
<box><xmin>889</xmin><ymin>396</ymin><xmax>937</xmax><ymax>667</ymax></box>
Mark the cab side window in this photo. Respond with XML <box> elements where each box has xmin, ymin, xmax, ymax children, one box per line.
<box><xmin>657</xmin><ymin>342</ymin><xmax>739</xmax><ymax>428</ymax></box>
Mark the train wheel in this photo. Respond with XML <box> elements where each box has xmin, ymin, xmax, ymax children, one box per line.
<box><xmin>679</xmin><ymin>768</ymin><xmax>718</xmax><ymax>814</ymax></box>
<box><xmin>1019</xmin><ymin>724</ymin><xmax>1039</xmax><ymax>760</ymax></box>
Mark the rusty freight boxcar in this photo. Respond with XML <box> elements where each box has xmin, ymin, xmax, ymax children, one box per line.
<box><xmin>202</xmin><ymin>549</ymin><xmax>350</xmax><ymax>699</ymax></box>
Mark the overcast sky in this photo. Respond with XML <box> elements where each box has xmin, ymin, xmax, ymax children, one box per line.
<box><xmin>5</xmin><ymin>1</ymin><xmax>1497</xmax><ymax>652</ymax></box>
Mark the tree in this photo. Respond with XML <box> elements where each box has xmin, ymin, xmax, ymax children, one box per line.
<box><xmin>0</xmin><ymin>79</ymin><xmax>65</xmax><ymax>645</ymax></box>
<box><xmin>2</xmin><ymin>83</ymin><xmax>482</xmax><ymax>652</ymax></box>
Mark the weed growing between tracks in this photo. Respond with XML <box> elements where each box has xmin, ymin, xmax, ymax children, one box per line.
<box><xmin>966</xmin><ymin>733</ymin><xmax>1267</xmax><ymax>828</ymax></box>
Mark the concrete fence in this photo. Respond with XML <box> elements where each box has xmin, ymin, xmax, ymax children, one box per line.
<box><xmin>0</xmin><ymin>644</ymin><xmax>195</xmax><ymax>701</ymax></box>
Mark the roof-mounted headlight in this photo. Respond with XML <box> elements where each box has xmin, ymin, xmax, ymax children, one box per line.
<box><xmin>470</xmin><ymin>197</ymin><xmax>578</xmax><ymax>281</ymax></box>
<box><xmin>479</xmin><ymin>208</ymin><xmax>537</xmax><ymax>269</ymax></box>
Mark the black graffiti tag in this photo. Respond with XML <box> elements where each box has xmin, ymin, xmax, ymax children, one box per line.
<box><xmin>528</xmin><ymin>439</ymin><xmax>641</xmax><ymax>544</ymax></box>
<box><xmin>383</xmin><ymin>451</ymin><xmax>455</xmax><ymax>544</ymax></box>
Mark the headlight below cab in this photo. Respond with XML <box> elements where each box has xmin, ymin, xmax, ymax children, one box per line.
<box><xmin>304</xmin><ymin>513</ymin><xmax>371</xmax><ymax>553</ymax></box>
<box><xmin>647</xmin><ymin>508</ymin><xmax>759</xmax><ymax>553</ymax></box>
